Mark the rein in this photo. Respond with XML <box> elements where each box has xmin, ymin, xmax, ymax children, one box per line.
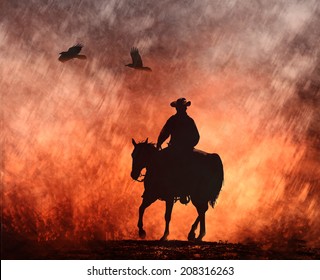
<box><xmin>135</xmin><ymin>172</ymin><xmax>146</xmax><ymax>182</ymax></box>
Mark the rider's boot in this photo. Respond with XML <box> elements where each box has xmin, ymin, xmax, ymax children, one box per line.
<box><xmin>180</xmin><ymin>195</ymin><xmax>190</xmax><ymax>204</ymax></box>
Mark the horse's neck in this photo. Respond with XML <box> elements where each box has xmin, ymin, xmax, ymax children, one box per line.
<box><xmin>145</xmin><ymin>150</ymin><xmax>159</xmax><ymax>173</ymax></box>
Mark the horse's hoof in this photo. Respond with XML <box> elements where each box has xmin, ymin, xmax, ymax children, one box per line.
<box><xmin>196</xmin><ymin>235</ymin><xmax>204</xmax><ymax>242</ymax></box>
<box><xmin>139</xmin><ymin>229</ymin><xmax>146</xmax><ymax>239</ymax></box>
<box><xmin>188</xmin><ymin>232</ymin><xmax>196</xmax><ymax>241</ymax></box>
<box><xmin>160</xmin><ymin>236</ymin><xmax>168</xmax><ymax>241</ymax></box>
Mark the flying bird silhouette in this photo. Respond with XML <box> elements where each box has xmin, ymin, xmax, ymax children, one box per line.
<box><xmin>58</xmin><ymin>44</ymin><xmax>87</xmax><ymax>62</ymax></box>
<box><xmin>125</xmin><ymin>47</ymin><xmax>152</xmax><ymax>71</ymax></box>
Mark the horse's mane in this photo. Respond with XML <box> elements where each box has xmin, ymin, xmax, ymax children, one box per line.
<box><xmin>137</xmin><ymin>141</ymin><xmax>157</xmax><ymax>150</ymax></box>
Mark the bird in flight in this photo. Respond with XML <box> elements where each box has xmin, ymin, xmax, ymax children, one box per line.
<box><xmin>58</xmin><ymin>44</ymin><xmax>87</xmax><ymax>62</ymax></box>
<box><xmin>125</xmin><ymin>47</ymin><xmax>151</xmax><ymax>71</ymax></box>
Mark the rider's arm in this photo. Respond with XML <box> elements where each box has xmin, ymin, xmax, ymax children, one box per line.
<box><xmin>186</xmin><ymin>118</ymin><xmax>200</xmax><ymax>148</ymax></box>
<box><xmin>157</xmin><ymin>118</ymin><xmax>173</xmax><ymax>149</ymax></box>
<box><xmin>191</xmin><ymin>119</ymin><xmax>200</xmax><ymax>147</ymax></box>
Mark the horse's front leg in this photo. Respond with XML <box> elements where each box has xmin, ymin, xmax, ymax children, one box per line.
<box><xmin>138</xmin><ymin>197</ymin><xmax>156</xmax><ymax>239</ymax></box>
<box><xmin>160</xmin><ymin>198</ymin><xmax>174</xmax><ymax>241</ymax></box>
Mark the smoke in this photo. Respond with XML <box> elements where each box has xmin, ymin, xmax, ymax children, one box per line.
<box><xmin>1</xmin><ymin>0</ymin><xmax>319</xmax><ymax>246</ymax></box>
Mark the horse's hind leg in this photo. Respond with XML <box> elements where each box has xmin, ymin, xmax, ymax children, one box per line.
<box><xmin>188</xmin><ymin>216</ymin><xmax>200</xmax><ymax>241</ymax></box>
<box><xmin>196</xmin><ymin>202</ymin><xmax>208</xmax><ymax>241</ymax></box>
<box><xmin>160</xmin><ymin>198</ymin><xmax>174</xmax><ymax>241</ymax></box>
<box><xmin>138</xmin><ymin>197</ymin><xmax>156</xmax><ymax>239</ymax></box>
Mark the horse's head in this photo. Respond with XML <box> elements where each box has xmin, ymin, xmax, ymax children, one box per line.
<box><xmin>131</xmin><ymin>138</ymin><xmax>156</xmax><ymax>181</ymax></box>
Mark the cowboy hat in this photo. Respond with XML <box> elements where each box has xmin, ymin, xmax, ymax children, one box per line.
<box><xmin>170</xmin><ymin>97</ymin><xmax>191</xmax><ymax>107</ymax></box>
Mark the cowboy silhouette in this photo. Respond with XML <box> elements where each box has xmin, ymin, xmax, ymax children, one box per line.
<box><xmin>157</xmin><ymin>98</ymin><xmax>199</xmax><ymax>152</ymax></box>
<box><xmin>156</xmin><ymin>98</ymin><xmax>200</xmax><ymax>203</ymax></box>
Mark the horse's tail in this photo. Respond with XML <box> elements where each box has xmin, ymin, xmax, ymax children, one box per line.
<box><xmin>209</xmin><ymin>153</ymin><xmax>224</xmax><ymax>207</ymax></box>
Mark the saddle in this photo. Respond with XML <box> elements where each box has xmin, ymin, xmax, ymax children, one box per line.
<box><xmin>158</xmin><ymin>148</ymin><xmax>201</xmax><ymax>204</ymax></box>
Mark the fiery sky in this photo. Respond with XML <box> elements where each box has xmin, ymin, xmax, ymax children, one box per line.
<box><xmin>1</xmin><ymin>0</ymin><xmax>319</xmax><ymax>246</ymax></box>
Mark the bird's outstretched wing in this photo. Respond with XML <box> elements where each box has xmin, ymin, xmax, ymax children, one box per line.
<box><xmin>67</xmin><ymin>44</ymin><xmax>83</xmax><ymax>56</ymax></box>
<box><xmin>58</xmin><ymin>43</ymin><xmax>86</xmax><ymax>62</ymax></box>
<box><xmin>130</xmin><ymin>47</ymin><xmax>143</xmax><ymax>67</ymax></box>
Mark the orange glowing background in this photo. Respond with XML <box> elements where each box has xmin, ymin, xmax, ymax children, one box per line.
<box><xmin>1</xmin><ymin>0</ymin><xmax>319</xmax><ymax>246</ymax></box>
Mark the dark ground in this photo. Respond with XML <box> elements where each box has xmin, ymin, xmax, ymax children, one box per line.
<box><xmin>2</xmin><ymin>239</ymin><xmax>320</xmax><ymax>260</ymax></box>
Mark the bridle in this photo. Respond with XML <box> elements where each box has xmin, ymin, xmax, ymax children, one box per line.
<box><xmin>132</xmin><ymin>153</ymin><xmax>147</xmax><ymax>182</ymax></box>
<box><xmin>132</xmin><ymin>141</ymin><xmax>154</xmax><ymax>183</ymax></box>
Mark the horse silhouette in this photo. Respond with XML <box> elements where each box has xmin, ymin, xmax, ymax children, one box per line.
<box><xmin>131</xmin><ymin>138</ymin><xmax>224</xmax><ymax>241</ymax></box>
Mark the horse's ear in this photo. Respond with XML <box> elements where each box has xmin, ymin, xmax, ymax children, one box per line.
<box><xmin>132</xmin><ymin>138</ymin><xmax>137</xmax><ymax>147</ymax></box>
<box><xmin>145</xmin><ymin>138</ymin><xmax>148</xmax><ymax>143</ymax></box>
